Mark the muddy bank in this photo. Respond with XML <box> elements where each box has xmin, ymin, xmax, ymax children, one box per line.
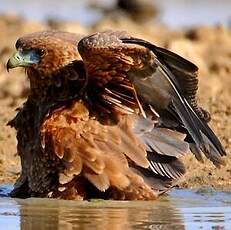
<box><xmin>0</xmin><ymin>14</ymin><xmax>230</xmax><ymax>191</ymax></box>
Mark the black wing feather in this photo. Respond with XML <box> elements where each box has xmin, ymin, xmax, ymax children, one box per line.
<box><xmin>122</xmin><ymin>37</ymin><xmax>226</xmax><ymax>166</ymax></box>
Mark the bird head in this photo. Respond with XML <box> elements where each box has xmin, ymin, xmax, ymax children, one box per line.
<box><xmin>7</xmin><ymin>31</ymin><xmax>82</xmax><ymax>77</ymax></box>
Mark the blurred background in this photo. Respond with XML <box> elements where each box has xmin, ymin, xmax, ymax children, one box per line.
<box><xmin>0</xmin><ymin>0</ymin><xmax>230</xmax><ymax>191</ymax></box>
<box><xmin>1</xmin><ymin>0</ymin><xmax>231</xmax><ymax>28</ymax></box>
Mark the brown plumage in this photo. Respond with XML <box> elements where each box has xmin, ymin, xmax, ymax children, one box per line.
<box><xmin>6</xmin><ymin>30</ymin><xmax>226</xmax><ymax>200</ymax></box>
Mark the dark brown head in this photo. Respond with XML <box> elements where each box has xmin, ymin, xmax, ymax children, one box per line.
<box><xmin>7</xmin><ymin>30</ymin><xmax>83</xmax><ymax>77</ymax></box>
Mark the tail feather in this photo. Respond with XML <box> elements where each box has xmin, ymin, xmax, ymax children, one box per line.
<box><xmin>131</xmin><ymin>165</ymin><xmax>183</xmax><ymax>192</ymax></box>
<box><xmin>147</xmin><ymin>153</ymin><xmax>186</xmax><ymax>180</ymax></box>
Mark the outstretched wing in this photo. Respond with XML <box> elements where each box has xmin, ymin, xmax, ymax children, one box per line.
<box><xmin>77</xmin><ymin>30</ymin><xmax>226</xmax><ymax>167</ymax></box>
<box><xmin>40</xmin><ymin>101</ymin><xmax>189</xmax><ymax>194</ymax></box>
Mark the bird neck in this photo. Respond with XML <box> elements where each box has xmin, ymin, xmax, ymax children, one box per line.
<box><xmin>26</xmin><ymin>61</ymin><xmax>87</xmax><ymax>106</ymax></box>
<box><xmin>27</xmin><ymin>69</ymin><xmax>54</xmax><ymax>103</ymax></box>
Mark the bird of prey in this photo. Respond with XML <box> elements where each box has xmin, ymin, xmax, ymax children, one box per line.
<box><xmin>6</xmin><ymin>30</ymin><xmax>226</xmax><ymax>200</ymax></box>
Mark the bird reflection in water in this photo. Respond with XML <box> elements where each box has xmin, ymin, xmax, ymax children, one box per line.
<box><xmin>16</xmin><ymin>198</ymin><xmax>185</xmax><ymax>230</ymax></box>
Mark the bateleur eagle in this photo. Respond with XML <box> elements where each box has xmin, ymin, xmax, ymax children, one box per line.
<box><xmin>6</xmin><ymin>30</ymin><xmax>226</xmax><ymax>200</ymax></box>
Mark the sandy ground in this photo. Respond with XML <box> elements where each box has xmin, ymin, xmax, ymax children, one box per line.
<box><xmin>0</xmin><ymin>14</ymin><xmax>230</xmax><ymax>191</ymax></box>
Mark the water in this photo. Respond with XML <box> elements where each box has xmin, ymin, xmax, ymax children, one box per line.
<box><xmin>0</xmin><ymin>186</ymin><xmax>230</xmax><ymax>230</ymax></box>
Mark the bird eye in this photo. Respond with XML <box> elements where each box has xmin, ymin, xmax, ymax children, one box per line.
<box><xmin>15</xmin><ymin>40</ymin><xmax>22</xmax><ymax>49</ymax></box>
<box><xmin>37</xmin><ymin>49</ymin><xmax>46</xmax><ymax>57</ymax></box>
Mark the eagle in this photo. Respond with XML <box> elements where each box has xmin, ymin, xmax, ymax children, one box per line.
<box><xmin>6</xmin><ymin>30</ymin><xmax>226</xmax><ymax>200</ymax></box>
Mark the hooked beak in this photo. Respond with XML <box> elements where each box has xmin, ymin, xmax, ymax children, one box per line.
<box><xmin>6</xmin><ymin>50</ymin><xmax>40</xmax><ymax>72</ymax></box>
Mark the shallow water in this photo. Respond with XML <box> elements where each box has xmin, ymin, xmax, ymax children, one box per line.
<box><xmin>0</xmin><ymin>186</ymin><xmax>230</xmax><ymax>230</ymax></box>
